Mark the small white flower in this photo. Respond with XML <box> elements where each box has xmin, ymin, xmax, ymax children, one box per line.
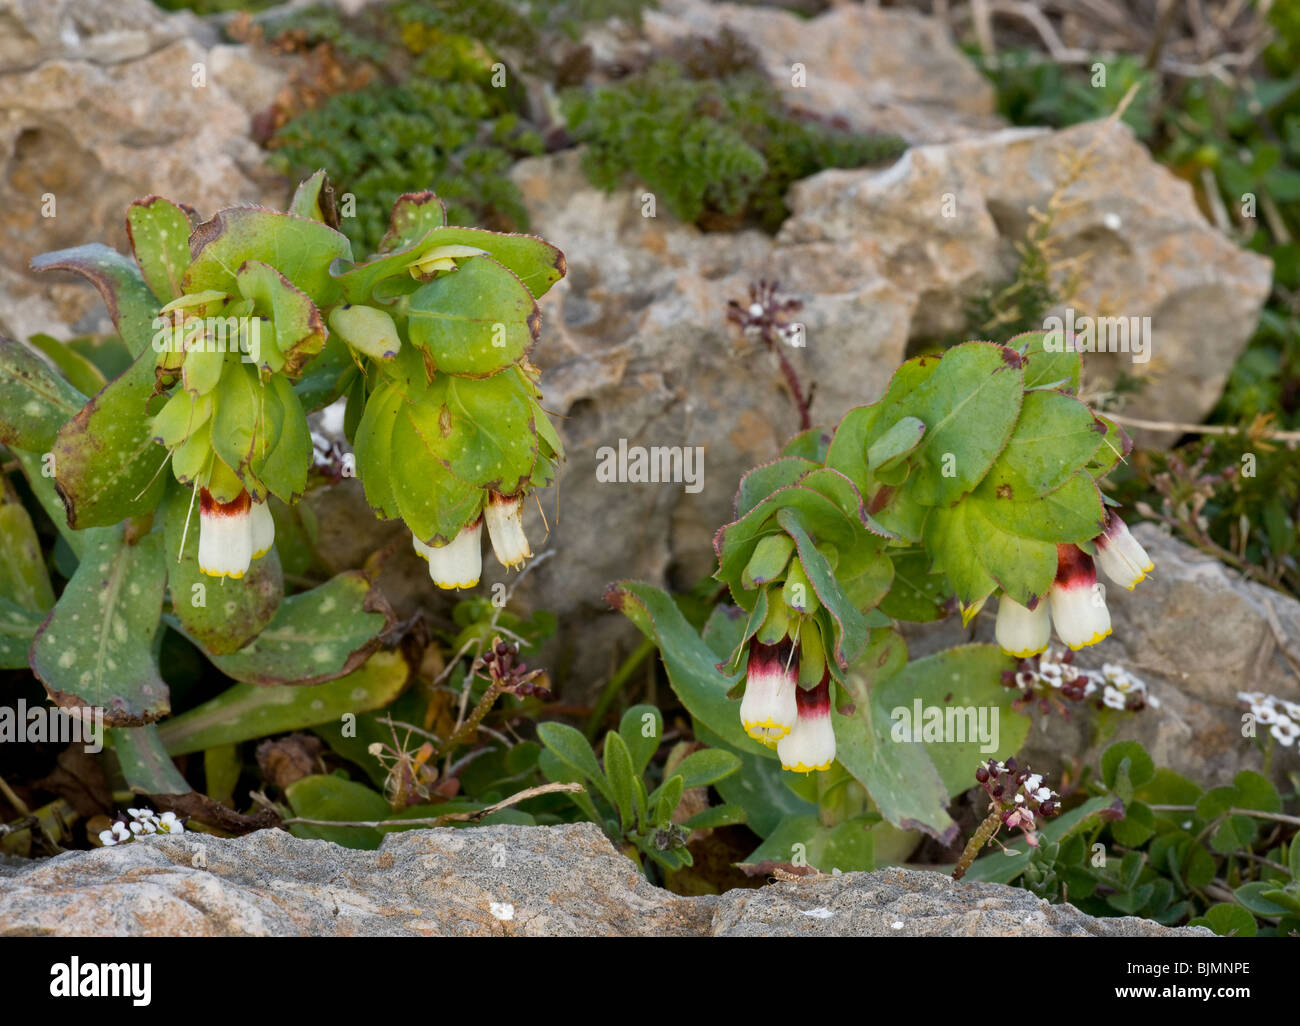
<box><xmin>1103</xmin><ymin>686</ymin><xmax>1127</xmax><ymax>710</ymax></box>
<box><xmin>98</xmin><ymin>829</ymin><xmax>118</xmax><ymax>846</ymax></box>
<box><xmin>1271</xmin><ymin>717</ymin><xmax>1299</xmax><ymax>747</ymax></box>
<box><xmin>1033</xmin><ymin>786</ymin><xmax>1053</xmax><ymax>802</ymax></box>
<box><xmin>1254</xmin><ymin>702</ymin><xmax>1278</xmax><ymax>725</ymax></box>
<box><xmin>1024</xmin><ymin>773</ymin><xmax>1043</xmax><ymax>793</ymax></box>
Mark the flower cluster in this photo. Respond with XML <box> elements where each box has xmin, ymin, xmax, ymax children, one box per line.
<box><xmin>481</xmin><ymin>638</ymin><xmax>551</xmax><ymax>699</ymax></box>
<box><xmin>974</xmin><ymin>757</ymin><xmax>1059</xmax><ymax>846</ymax></box>
<box><xmin>725</xmin><ymin>278</ymin><xmax>804</xmax><ymax>349</ymax></box>
<box><xmin>98</xmin><ymin>807</ymin><xmax>185</xmax><ymax>846</ymax></box>
<box><xmin>1002</xmin><ymin>646</ymin><xmax>1157</xmax><ymax>717</ymax></box>
<box><xmin>1238</xmin><ymin>691</ymin><xmax>1300</xmax><ymax>747</ymax></box>
<box><xmin>995</xmin><ymin>513</ymin><xmax>1153</xmax><ymax>657</ymax></box>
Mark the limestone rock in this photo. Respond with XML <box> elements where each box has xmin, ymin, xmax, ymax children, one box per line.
<box><xmin>0</xmin><ymin>0</ymin><xmax>286</xmax><ymax>345</ymax></box>
<box><xmin>0</xmin><ymin>822</ymin><xmax>1207</xmax><ymax>936</ymax></box>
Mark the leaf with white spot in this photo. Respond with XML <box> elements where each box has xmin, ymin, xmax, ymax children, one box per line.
<box><xmin>30</xmin><ymin>524</ymin><xmax>169</xmax><ymax>725</ymax></box>
<box><xmin>200</xmin><ymin>571</ymin><xmax>393</xmax><ymax>686</ymax></box>
<box><xmin>157</xmin><ymin>650</ymin><xmax>409</xmax><ymax>755</ymax></box>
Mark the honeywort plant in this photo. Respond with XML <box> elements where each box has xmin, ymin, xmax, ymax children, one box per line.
<box><xmin>609</xmin><ymin>332</ymin><xmax>1156</xmax><ymax>870</ymax></box>
<box><xmin>0</xmin><ymin>174</ymin><xmax>565</xmax><ymax>757</ymax></box>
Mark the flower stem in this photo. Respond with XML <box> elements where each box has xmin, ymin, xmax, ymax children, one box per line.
<box><xmin>953</xmin><ymin>809</ymin><xmax>1003</xmax><ymax>881</ymax></box>
<box><xmin>436</xmin><ymin>680</ymin><xmax>505</xmax><ymax>759</ymax></box>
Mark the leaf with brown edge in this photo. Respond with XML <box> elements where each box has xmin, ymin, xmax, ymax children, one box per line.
<box><xmin>235</xmin><ymin>260</ymin><xmax>326</xmax><ymax>379</ymax></box>
<box><xmin>31</xmin><ymin>525</ymin><xmax>169</xmax><ymax>727</ymax></box>
<box><xmin>199</xmin><ymin>571</ymin><xmax>395</xmax><ymax>686</ymax></box>
<box><xmin>50</xmin><ymin>347</ymin><xmax>169</xmax><ymax>529</ymax></box>
<box><xmin>0</xmin><ymin>335</ymin><xmax>86</xmax><ymax>453</ymax></box>
<box><xmin>30</xmin><ymin>244</ymin><xmax>160</xmax><ymax>359</ymax></box>
<box><xmin>126</xmin><ymin>195</ymin><xmax>193</xmax><ymax>303</ymax></box>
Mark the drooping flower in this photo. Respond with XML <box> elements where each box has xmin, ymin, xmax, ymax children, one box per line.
<box><xmin>413</xmin><ymin>518</ymin><xmax>483</xmax><ymax>590</ymax></box>
<box><xmin>995</xmin><ymin>594</ymin><xmax>1051</xmax><ymax>658</ymax></box>
<box><xmin>1049</xmin><ymin>544</ymin><xmax>1111</xmax><ymax>650</ymax></box>
<box><xmin>484</xmin><ymin>491</ymin><xmax>531</xmax><ymax>568</ymax></box>
<box><xmin>198</xmin><ymin>487</ymin><xmax>253</xmax><ymax>579</ymax></box>
<box><xmin>740</xmin><ymin>638</ymin><xmax>798</xmax><ymax>745</ymax></box>
<box><xmin>250</xmin><ymin>498</ymin><xmax>275</xmax><ymax>560</ymax></box>
<box><xmin>777</xmin><ymin>671</ymin><xmax>836</xmax><ymax>773</ymax></box>
<box><xmin>1093</xmin><ymin>513</ymin><xmax>1153</xmax><ymax>591</ymax></box>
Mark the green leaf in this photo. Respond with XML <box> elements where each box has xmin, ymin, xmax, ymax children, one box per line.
<box><xmin>288</xmin><ymin>170</ymin><xmax>338</xmax><ymax>224</ymax></box>
<box><xmin>878</xmin><ymin>549</ymin><xmax>953</xmax><ymax>622</ymax></box>
<box><xmin>1210</xmin><ymin>814</ymin><xmax>1256</xmax><ymax>853</ymax></box>
<box><xmin>26</xmin><ymin>334</ymin><xmax>107</xmax><ymax>397</ymax></box>
<box><xmin>30</xmin><ymin>244</ymin><xmax>160</xmax><ymax>358</ymax></box>
<box><xmin>1013</xmin><ymin>329</ymin><xmax>1082</xmax><ymax>392</ymax></box>
<box><xmin>411</xmin><ymin>226</ymin><xmax>565</xmax><ymax>300</ymax></box>
<box><xmin>0</xmin><ymin>490</ymin><xmax>56</xmax><ymax>613</ymax></box>
<box><xmin>1230</xmin><ymin>770</ymin><xmax>1281</xmax><ymax>813</ymax></box>
<box><xmin>387</xmin><ymin>404</ymin><xmax>484</xmax><ymax>544</ymax></box>
<box><xmin>30</xmin><ymin>525</ymin><xmax>168</xmax><ymax>725</ymax></box>
<box><xmin>618</xmin><ymin>704</ymin><xmax>663</xmax><ymax>778</ymax></box>
<box><xmin>979</xmin><ymin>390</ymin><xmax>1105</xmax><ymax>498</ymax></box>
<box><xmin>1234</xmin><ymin>881</ymin><xmax>1295</xmax><ymax>917</ymax></box>
<box><xmin>683</xmin><ymin>804</ymin><xmax>747</xmax><ymax>830</ymax></box>
<box><xmin>200</xmin><ymin>571</ymin><xmax>391</xmax><ymax>686</ymax></box>
<box><xmin>161</xmin><ymin>479</ymin><xmax>282</xmax><ymax>655</ymax></box>
<box><xmin>406</xmin><ymin>257</ymin><xmax>539</xmax><ymax>377</ymax></box>
<box><xmin>250</xmin><ymin>373</ymin><xmax>314</xmax><ymax>504</ymax></box>
<box><xmin>874</xmin><ymin>643</ymin><xmax>1025</xmax><ymax>796</ymax></box>
<box><xmin>1110</xmin><ymin>800</ymin><xmax>1156</xmax><ymax>846</ymax></box>
<box><xmin>834</xmin><ymin>629</ymin><xmax>959</xmax><ymax>843</ymax></box>
<box><xmin>777</xmin><ymin>507</ymin><xmax>869</xmax><ymax>668</ymax></box>
<box><xmin>1101</xmin><ymin>741</ymin><xmax>1156</xmax><ymax>798</ymax></box>
<box><xmin>734</xmin><ymin>458</ymin><xmax>821</xmax><ymax>519</ymax></box>
<box><xmin>609</xmin><ymin>581</ymin><xmax>772</xmax><ymax>758</ymax></box>
<box><xmin>235</xmin><ymin>261</ymin><xmax>326</xmax><ymax>378</ymax></box>
<box><xmin>654</xmin><ymin>774</ymin><xmax>685</xmax><ymax>822</ymax></box>
<box><xmin>286</xmin><ymin>774</ymin><xmax>391</xmax><ymax>850</ymax></box>
<box><xmin>878</xmin><ymin>341</ymin><xmax>1023</xmax><ymax>506</ymax></box>
<box><xmin>126</xmin><ymin>196</ymin><xmax>193</xmax><ymax>303</ymax></box>
<box><xmin>1084</xmin><ymin>415</ymin><xmax>1132</xmax><ymax>478</ymax></box>
<box><xmin>110</xmin><ymin>724</ymin><xmax>191</xmax><ymax>795</ymax></box>
<box><xmin>1189</xmin><ymin>903</ymin><xmax>1257</xmax><ymax>937</ymax></box>
<box><xmin>737</xmin><ymin>813</ymin><xmax>875</xmax><ymax>873</ymax></box>
<box><xmin>0</xmin><ymin>597</ymin><xmax>43</xmax><ymax>669</ymax></box>
<box><xmin>866</xmin><ymin>415</ymin><xmax>926</xmax><ymax>471</ymax></box>
<box><xmin>700</xmin><ymin>724</ymin><xmax>815</xmax><ymax>837</ymax></box>
<box><xmin>49</xmin><ymin>349</ymin><xmax>169</xmax><ymax>529</ymax></box>
<box><xmin>159</xmin><ymin>650</ymin><xmax>408</xmax><ymax>756</ymax></box>
<box><xmin>184</xmin><ymin>207</ymin><xmax>352</xmax><ymax>308</ymax></box>
<box><xmin>671</xmin><ymin>748</ymin><xmax>742</xmax><ymax>790</ymax></box>
<box><xmin>378</xmin><ymin>191</ymin><xmax>447</xmax><ymax>252</ymax></box>
<box><xmin>602</xmin><ymin>731</ymin><xmax>639</xmax><ymax>828</ymax></box>
<box><xmin>0</xmin><ymin>337</ymin><xmax>87</xmax><ymax>452</ymax></box>
<box><xmin>537</xmin><ymin>721</ymin><xmax>614</xmax><ymax>808</ymax></box>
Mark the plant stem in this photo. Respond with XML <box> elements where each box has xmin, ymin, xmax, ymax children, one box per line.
<box><xmin>1149</xmin><ymin>805</ymin><xmax>1300</xmax><ymax>828</ymax></box>
<box><xmin>953</xmin><ymin>809</ymin><xmax>1003</xmax><ymax>881</ymax></box>
<box><xmin>436</xmin><ymin>681</ymin><xmax>505</xmax><ymax>759</ymax></box>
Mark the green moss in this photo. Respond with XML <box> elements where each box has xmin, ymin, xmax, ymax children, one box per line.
<box><xmin>562</xmin><ymin>58</ymin><xmax>906</xmax><ymax>231</ymax></box>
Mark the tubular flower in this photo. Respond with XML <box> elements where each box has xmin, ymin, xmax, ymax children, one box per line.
<box><xmin>1049</xmin><ymin>544</ymin><xmax>1111</xmax><ymax>651</ymax></box>
<box><xmin>1092</xmin><ymin>513</ymin><xmax>1153</xmax><ymax>591</ymax></box>
<box><xmin>198</xmin><ymin>488</ymin><xmax>253</xmax><ymax>579</ymax></box>
<box><xmin>484</xmin><ymin>491</ymin><xmax>531</xmax><ymax>568</ymax></box>
<box><xmin>994</xmin><ymin>595</ymin><xmax>1051</xmax><ymax>658</ymax></box>
<box><xmin>413</xmin><ymin>518</ymin><xmax>483</xmax><ymax>590</ymax></box>
<box><xmin>740</xmin><ymin>638</ymin><xmax>798</xmax><ymax>745</ymax></box>
<box><xmin>249</xmin><ymin>498</ymin><xmax>275</xmax><ymax>560</ymax></box>
<box><xmin>777</xmin><ymin>671</ymin><xmax>836</xmax><ymax>773</ymax></box>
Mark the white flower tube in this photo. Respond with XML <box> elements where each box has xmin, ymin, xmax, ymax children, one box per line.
<box><xmin>740</xmin><ymin>638</ymin><xmax>798</xmax><ymax>744</ymax></box>
<box><xmin>198</xmin><ymin>488</ymin><xmax>253</xmax><ymax>579</ymax></box>
<box><xmin>484</xmin><ymin>491</ymin><xmax>531</xmax><ymax>568</ymax></box>
<box><xmin>1049</xmin><ymin>544</ymin><xmax>1112</xmax><ymax>651</ymax></box>
<box><xmin>249</xmin><ymin>498</ymin><xmax>275</xmax><ymax>560</ymax></box>
<box><xmin>413</xmin><ymin>519</ymin><xmax>483</xmax><ymax>590</ymax></box>
<box><xmin>1093</xmin><ymin>513</ymin><xmax>1153</xmax><ymax>591</ymax></box>
<box><xmin>995</xmin><ymin>594</ymin><xmax>1051</xmax><ymax>658</ymax></box>
<box><xmin>777</xmin><ymin>673</ymin><xmax>836</xmax><ymax>773</ymax></box>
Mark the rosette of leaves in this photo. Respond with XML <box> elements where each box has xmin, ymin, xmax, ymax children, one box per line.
<box><xmin>608</xmin><ymin>333</ymin><xmax>1134</xmax><ymax>869</ymax></box>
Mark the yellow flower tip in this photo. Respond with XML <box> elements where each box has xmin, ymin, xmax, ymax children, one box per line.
<box><xmin>1001</xmin><ymin>643</ymin><xmax>1049</xmax><ymax>658</ymax></box>
<box><xmin>781</xmin><ymin>759</ymin><xmax>834</xmax><ymax>773</ymax></box>
<box><xmin>743</xmin><ymin>720</ymin><xmax>791</xmax><ymax>742</ymax></box>
<box><xmin>251</xmin><ymin>544</ymin><xmax>272</xmax><ymax>560</ymax></box>
<box><xmin>435</xmin><ymin>578</ymin><xmax>481</xmax><ymax>591</ymax></box>
<box><xmin>1066</xmin><ymin>627</ymin><xmax>1112</xmax><ymax>651</ymax></box>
